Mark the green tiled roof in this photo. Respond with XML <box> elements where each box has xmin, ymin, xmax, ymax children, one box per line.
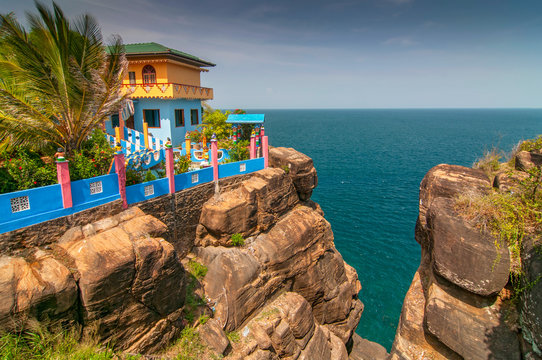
<box><xmin>118</xmin><ymin>42</ymin><xmax>215</xmax><ymax>67</ymax></box>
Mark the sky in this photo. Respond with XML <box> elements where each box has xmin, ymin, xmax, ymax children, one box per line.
<box><xmin>2</xmin><ymin>0</ymin><xmax>542</xmax><ymax>109</ymax></box>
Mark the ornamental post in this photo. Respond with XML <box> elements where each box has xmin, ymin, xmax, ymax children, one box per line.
<box><xmin>165</xmin><ymin>139</ymin><xmax>175</xmax><ymax>194</ymax></box>
<box><xmin>114</xmin><ymin>146</ymin><xmax>128</xmax><ymax>209</ymax></box>
<box><xmin>263</xmin><ymin>136</ymin><xmax>269</xmax><ymax>168</ymax></box>
<box><xmin>250</xmin><ymin>131</ymin><xmax>256</xmax><ymax>159</ymax></box>
<box><xmin>55</xmin><ymin>149</ymin><xmax>72</xmax><ymax>209</ymax></box>
<box><xmin>211</xmin><ymin>134</ymin><xmax>218</xmax><ymax>182</ymax></box>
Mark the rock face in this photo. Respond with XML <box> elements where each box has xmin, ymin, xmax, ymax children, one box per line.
<box><xmin>0</xmin><ymin>207</ymin><xmax>187</xmax><ymax>354</ymax></box>
<box><xmin>230</xmin><ymin>292</ymin><xmax>349</xmax><ymax>360</ymax></box>
<box><xmin>391</xmin><ymin>164</ymin><xmax>522</xmax><ymax>360</ymax></box>
<box><xmin>269</xmin><ymin>147</ymin><xmax>318</xmax><ymax>200</ymax></box>
<box><xmin>0</xmin><ymin>147</ymin><xmax>369</xmax><ymax>359</ymax></box>
<box><xmin>521</xmin><ymin>237</ymin><xmax>542</xmax><ymax>354</ymax></box>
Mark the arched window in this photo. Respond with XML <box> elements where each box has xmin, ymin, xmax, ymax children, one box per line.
<box><xmin>142</xmin><ymin>65</ymin><xmax>156</xmax><ymax>84</ymax></box>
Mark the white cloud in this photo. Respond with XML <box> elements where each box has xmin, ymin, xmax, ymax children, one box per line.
<box><xmin>383</xmin><ymin>36</ymin><xmax>417</xmax><ymax>47</ymax></box>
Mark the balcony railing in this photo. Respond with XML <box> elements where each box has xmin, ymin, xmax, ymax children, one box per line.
<box><xmin>121</xmin><ymin>82</ymin><xmax>213</xmax><ymax>100</ymax></box>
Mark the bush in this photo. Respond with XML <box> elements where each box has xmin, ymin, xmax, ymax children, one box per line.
<box><xmin>473</xmin><ymin>148</ymin><xmax>502</xmax><ymax>175</ymax></box>
<box><xmin>519</xmin><ymin>136</ymin><xmax>542</xmax><ymax>152</ymax></box>
<box><xmin>231</xmin><ymin>233</ymin><xmax>245</xmax><ymax>246</ymax></box>
<box><xmin>0</xmin><ymin>149</ymin><xmax>57</xmax><ymax>193</ymax></box>
<box><xmin>188</xmin><ymin>260</ymin><xmax>208</xmax><ymax>279</ymax></box>
<box><xmin>228</xmin><ymin>140</ymin><xmax>250</xmax><ymax>162</ymax></box>
<box><xmin>175</xmin><ymin>155</ymin><xmax>191</xmax><ymax>175</ymax></box>
<box><xmin>69</xmin><ymin>129</ymin><xmax>114</xmax><ymax>181</ymax></box>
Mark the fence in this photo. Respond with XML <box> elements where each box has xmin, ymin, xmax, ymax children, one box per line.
<box><xmin>0</xmin><ymin>136</ymin><xmax>268</xmax><ymax>235</ymax></box>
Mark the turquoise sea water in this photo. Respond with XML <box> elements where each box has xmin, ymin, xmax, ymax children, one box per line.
<box><xmin>257</xmin><ymin>108</ymin><xmax>542</xmax><ymax>350</ymax></box>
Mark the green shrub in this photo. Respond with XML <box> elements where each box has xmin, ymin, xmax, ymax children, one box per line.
<box><xmin>519</xmin><ymin>136</ymin><xmax>542</xmax><ymax>152</ymax></box>
<box><xmin>228</xmin><ymin>140</ymin><xmax>250</xmax><ymax>162</ymax></box>
<box><xmin>144</xmin><ymin>170</ymin><xmax>157</xmax><ymax>182</ymax></box>
<box><xmin>0</xmin><ymin>326</ymin><xmax>120</xmax><ymax>359</ymax></box>
<box><xmin>0</xmin><ymin>149</ymin><xmax>57</xmax><ymax>193</ymax></box>
<box><xmin>175</xmin><ymin>155</ymin><xmax>191</xmax><ymax>174</ymax></box>
<box><xmin>69</xmin><ymin>129</ymin><xmax>115</xmax><ymax>181</ymax></box>
<box><xmin>473</xmin><ymin>148</ymin><xmax>502</xmax><ymax>175</ymax></box>
<box><xmin>231</xmin><ymin>233</ymin><xmax>245</xmax><ymax>247</ymax></box>
<box><xmin>198</xmin><ymin>315</ymin><xmax>209</xmax><ymax>325</ymax></box>
<box><xmin>188</xmin><ymin>260</ymin><xmax>208</xmax><ymax>279</ymax></box>
<box><xmin>226</xmin><ymin>331</ymin><xmax>240</xmax><ymax>343</ymax></box>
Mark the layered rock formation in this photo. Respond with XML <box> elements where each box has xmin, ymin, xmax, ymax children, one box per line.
<box><xmin>0</xmin><ymin>147</ymin><xmax>373</xmax><ymax>359</ymax></box>
<box><xmin>390</xmin><ymin>162</ymin><xmax>542</xmax><ymax>360</ymax></box>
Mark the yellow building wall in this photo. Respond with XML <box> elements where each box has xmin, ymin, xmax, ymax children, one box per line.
<box><xmin>123</xmin><ymin>56</ymin><xmax>202</xmax><ymax>86</ymax></box>
<box><xmin>166</xmin><ymin>62</ymin><xmax>201</xmax><ymax>86</ymax></box>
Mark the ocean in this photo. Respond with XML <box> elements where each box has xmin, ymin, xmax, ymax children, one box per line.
<box><xmin>257</xmin><ymin>108</ymin><xmax>542</xmax><ymax>350</ymax></box>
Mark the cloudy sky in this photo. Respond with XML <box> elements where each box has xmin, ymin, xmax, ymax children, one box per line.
<box><xmin>3</xmin><ymin>0</ymin><xmax>542</xmax><ymax>109</ymax></box>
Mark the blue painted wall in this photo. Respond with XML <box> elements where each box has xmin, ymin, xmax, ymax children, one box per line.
<box><xmin>133</xmin><ymin>98</ymin><xmax>202</xmax><ymax>147</ymax></box>
<box><xmin>104</xmin><ymin>98</ymin><xmax>202</xmax><ymax>147</ymax></box>
<box><xmin>71</xmin><ymin>174</ymin><xmax>120</xmax><ymax>207</ymax></box>
<box><xmin>219</xmin><ymin>158</ymin><xmax>264</xmax><ymax>179</ymax></box>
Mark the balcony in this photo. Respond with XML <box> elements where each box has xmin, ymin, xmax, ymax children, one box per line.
<box><xmin>122</xmin><ymin>82</ymin><xmax>213</xmax><ymax>100</ymax></box>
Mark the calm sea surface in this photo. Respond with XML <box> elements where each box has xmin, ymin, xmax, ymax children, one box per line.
<box><xmin>254</xmin><ymin>108</ymin><xmax>541</xmax><ymax>350</ymax></box>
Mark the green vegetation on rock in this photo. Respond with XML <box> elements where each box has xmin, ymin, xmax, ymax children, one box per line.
<box><xmin>231</xmin><ymin>233</ymin><xmax>245</xmax><ymax>247</ymax></box>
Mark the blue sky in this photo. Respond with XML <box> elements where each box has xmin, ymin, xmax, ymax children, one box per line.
<box><xmin>3</xmin><ymin>0</ymin><xmax>542</xmax><ymax>108</ymax></box>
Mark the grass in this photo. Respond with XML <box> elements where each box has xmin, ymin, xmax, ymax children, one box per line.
<box><xmin>169</xmin><ymin>327</ymin><xmax>206</xmax><ymax>360</ymax></box>
<box><xmin>0</xmin><ymin>326</ymin><xmax>141</xmax><ymax>360</ymax></box>
<box><xmin>456</xmin><ymin>150</ymin><xmax>542</xmax><ymax>299</ymax></box>
<box><xmin>231</xmin><ymin>233</ymin><xmax>244</xmax><ymax>247</ymax></box>
<box><xmin>473</xmin><ymin>148</ymin><xmax>502</xmax><ymax>177</ymax></box>
<box><xmin>188</xmin><ymin>260</ymin><xmax>208</xmax><ymax>280</ymax></box>
<box><xmin>226</xmin><ymin>331</ymin><xmax>240</xmax><ymax>344</ymax></box>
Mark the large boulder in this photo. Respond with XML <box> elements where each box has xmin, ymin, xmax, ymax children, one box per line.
<box><xmin>55</xmin><ymin>208</ymin><xmax>186</xmax><ymax>353</ymax></box>
<box><xmin>427</xmin><ymin>197</ymin><xmax>510</xmax><ymax>296</ymax></box>
<box><xmin>269</xmin><ymin>147</ymin><xmax>318</xmax><ymax>200</ymax></box>
<box><xmin>515</xmin><ymin>151</ymin><xmax>542</xmax><ymax>172</ymax></box>
<box><xmin>416</xmin><ymin>164</ymin><xmax>490</xmax><ymax>245</ymax></box>
<box><xmin>389</xmin><ymin>264</ymin><xmax>461</xmax><ymax>360</ymax></box>
<box><xmin>425</xmin><ymin>275</ymin><xmax>521</xmax><ymax>360</ymax></box>
<box><xmin>0</xmin><ymin>251</ymin><xmax>77</xmax><ymax>331</ymax></box>
<box><xmin>232</xmin><ymin>292</ymin><xmax>336</xmax><ymax>360</ymax></box>
<box><xmin>348</xmin><ymin>333</ymin><xmax>388</xmax><ymax>360</ymax></box>
<box><xmin>196</xmin><ymin>168</ymin><xmax>298</xmax><ymax>246</ymax></box>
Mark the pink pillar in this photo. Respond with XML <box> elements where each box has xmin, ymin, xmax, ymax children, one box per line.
<box><xmin>165</xmin><ymin>145</ymin><xmax>175</xmax><ymax>194</ymax></box>
<box><xmin>211</xmin><ymin>136</ymin><xmax>218</xmax><ymax>181</ymax></box>
<box><xmin>260</xmin><ymin>126</ymin><xmax>265</xmax><ymax>137</ymax></box>
<box><xmin>118</xmin><ymin>109</ymin><xmax>125</xmax><ymax>140</ymax></box>
<box><xmin>56</xmin><ymin>160</ymin><xmax>72</xmax><ymax>208</ymax></box>
<box><xmin>114</xmin><ymin>152</ymin><xmax>128</xmax><ymax>209</ymax></box>
<box><xmin>250</xmin><ymin>134</ymin><xmax>256</xmax><ymax>159</ymax></box>
<box><xmin>263</xmin><ymin>136</ymin><xmax>269</xmax><ymax>168</ymax></box>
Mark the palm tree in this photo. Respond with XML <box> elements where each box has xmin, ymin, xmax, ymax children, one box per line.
<box><xmin>0</xmin><ymin>1</ymin><xmax>126</xmax><ymax>155</ymax></box>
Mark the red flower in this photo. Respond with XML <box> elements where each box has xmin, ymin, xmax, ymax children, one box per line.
<box><xmin>91</xmin><ymin>159</ymin><xmax>95</xmax><ymax>162</ymax></box>
<box><xmin>93</xmin><ymin>164</ymin><xmax>97</xmax><ymax>167</ymax></box>
<box><xmin>33</xmin><ymin>181</ymin><xmax>37</xmax><ymax>184</ymax></box>
<box><xmin>18</xmin><ymin>166</ymin><xmax>22</xmax><ymax>170</ymax></box>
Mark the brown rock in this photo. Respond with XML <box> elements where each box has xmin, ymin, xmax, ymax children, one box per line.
<box><xmin>299</xmin><ymin>325</ymin><xmax>331</xmax><ymax>360</ymax></box>
<box><xmin>269</xmin><ymin>147</ymin><xmax>318</xmax><ymax>200</ymax></box>
<box><xmin>329</xmin><ymin>331</ymin><xmax>349</xmax><ymax>360</ymax></box>
<box><xmin>425</xmin><ymin>275</ymin><xmax>521</xmax><ymax>360</ymax></box>
<box><xmin>389</xmin><ymin>265</ymin><xmax>461</xmax><ymax>360</ymax></box>
<box><xmin>132</xmin><ymin>237</ymin><xmax>185</xmax><ymax>315</ymax></box>
<box><xmin>348</xmin><ymin>333</ymin><xmax>388</xmax><ymax>360</ymax></box>
<box><xmin>427</xmin><ymin>197</ymin><xmax>510</xmax><ymax>296</ymax></box>
<box><xmin>417</xmin><ymin>164</ymin><xmax>490</xmax><ymax>245</ymax></box>
<box><xmin>515</xmin><ymin>151</ymin><xmax>542</xmax><ymax>172</ymax></box>
<box><xmin>204</xmin><ymin>248</ymin><xmax>262</xmax><ymax>330</ymax></box>
<box><xmin>493</xmin><ymin>170</ymin><xmax>529</xmax><ymax>193</ymax></box>
<box><xmin>58</xmin><ymin>227</ymin><xmax>136</xmax><ymax>321</ymax></box>
<box><xmin>199</xmin><ymin>318</ymin><xmax>230</xmax><ymax>355</ymax></box>
<box><xmin>0</xmin><ymin>252</ymin><xmax>77</xmax><ymax>331</ymax></box>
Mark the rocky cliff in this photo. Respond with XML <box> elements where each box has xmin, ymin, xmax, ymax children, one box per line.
<box><xmin>0</xmin><ymin>147</ymin><xmax>383</xmax><ymax>359</ymax></box>
<box><xmin>390</xmin><ymin>151</ymin><xmax>542</xmax><ymax>360</ymax></box>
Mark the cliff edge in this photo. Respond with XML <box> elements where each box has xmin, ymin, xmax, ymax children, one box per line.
<box><xmin>0</xmin><ymin>147</ymin><xmax>382</xmax><ymax>359</ymax></box>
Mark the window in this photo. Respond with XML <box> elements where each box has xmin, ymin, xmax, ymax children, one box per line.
<box><xmin>89</xmin><ymin>181</ymin><xmax>103</xmax><ymax>195</ymax></box>
<box><xmin>143</xmin><ymin>109</ymin><xmax>160</xmax><ymax>128</ymax></box>
<box><xmin>10</xmin><ymin>196</ymin><xmax>30</xmax><ymax>213</ymax></box>
<box><xmin>191</xmin><ymin>109</ymin><xmax>199</xmax><ymax>125</ymax></box>
<box><xmin>175</xmin><ymin>109</ymin><xmax>185</xmax><ymax>127</ymax></box>
<box><xmin>191</xmin><ymin>173</ymin><xmax>199</xmax><ymax>183</ymax></box>
<box><xmin>144</xmin><ymin>184</ymin><xmax>154</xmax><ymax>197</ymax></box>
<box><xmin>111</xmin><ymin>114</ymin><xmax>119</xmax><ymax>128</ymax></box>
<box><xmin>240</xmin><ymin>163</ymin><xmax>246</xmax><ymax>172</ymax></box>
<box><xmin>142</xmin><ymin>65</ymin><xmax>156</xmax><ymax>84</ymax></box>
<box><xmin>128</xmin><ymin>71</ymin><xmax>136</xmax><ymax>85</ymax></box>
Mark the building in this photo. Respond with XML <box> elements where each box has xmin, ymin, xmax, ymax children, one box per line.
<box><xmin>105</xmin><ymin>42</ymin><xmax>215</xmax><ymax>146</ymax></box>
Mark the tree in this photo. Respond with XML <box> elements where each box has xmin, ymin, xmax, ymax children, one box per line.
<box><xmin>0</xmin><ymin>1</ymin><xmax>126</xmax><ymax>155</ymax></box>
